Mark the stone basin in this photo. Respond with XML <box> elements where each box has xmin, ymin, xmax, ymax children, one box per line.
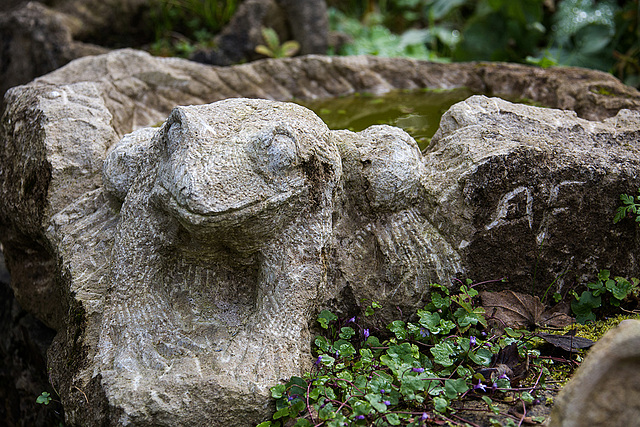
<box><xmin>1</xmin><ymin>49</ymin><xmax>639</xmax><ymax>425</ymax></box>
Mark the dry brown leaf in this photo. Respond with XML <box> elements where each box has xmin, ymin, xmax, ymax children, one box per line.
<box><xmin>481</xmin><ymin>290</ymin><xmax>574</xmax><ymax>330</ymax></box>
<box><xmin>535</xmin><ymin>332</ymin><xmax>594</xmax><ymax>352</ymax></box>
<box><xmin>481</xmin><ymin>290</ymin><xmax>544</xmax><ymax>329</ymax></box>
<box><xmin>539</xmin><ymin>310</ymin><xmax>574</xmax><ymax>328</ymax></box>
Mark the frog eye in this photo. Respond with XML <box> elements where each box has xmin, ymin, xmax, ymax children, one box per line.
<box><xmin>253</xmin><ymin>125</ymin><xmax>298</xmax><ymax>172</ymax></box>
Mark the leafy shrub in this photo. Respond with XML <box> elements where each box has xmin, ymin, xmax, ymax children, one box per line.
<box><xmin>453</xmin><ymin>0</ymin><xmax>546</xmax><ymax>62</ymax></box>
<box><xmin>328</xmin><ymin>8</ymin><xmax>439</xmax><ymax>60</ymax></box>
<box><xmin>541</xmin><ymin>0</ymin><xmax>619</xmax><ymax>71</ymax></box>
<box><xmin>147</xmin><ymin>0</ymin><xmax>238</xmax><ymax>57</ymax></box>
<box><xmin>327</xmin><ymin>0</ymin><xmax>639</xmax><ymax>87</ymax></box>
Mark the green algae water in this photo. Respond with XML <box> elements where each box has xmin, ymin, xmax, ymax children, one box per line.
<box><xmin>294</xmin><ymin>88</ymin><xmax>476</xmax><ymax>150</ymax></box>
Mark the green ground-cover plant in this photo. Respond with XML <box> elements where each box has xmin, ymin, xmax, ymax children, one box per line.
<box><xmin>570</xmin><ymin>269</ymin><xmax>640</xmax><ymax>324</ymax></box>
<box><xmin>259</xmin><ymin>282</ymin><xmax>557</xmax><ymax>426</ymax></box>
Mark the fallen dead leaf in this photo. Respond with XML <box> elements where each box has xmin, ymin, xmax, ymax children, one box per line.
<box><xmin>535</xmin><ymin>332</ymin><xmax>594</xmax><ymax>352</ymax></box>
<box><xmin>481</xmin><ymin>290</ymin><xmax>574</xmax><ymax>331</ymax></box>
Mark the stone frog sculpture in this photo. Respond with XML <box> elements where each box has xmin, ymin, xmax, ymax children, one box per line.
<box><xmin>96</xmin><ymin>97</ymin><xmax>460</xmax><ymax>424</ymax></box>
<box><xmin>99</xmin><ymin>99</ymin><xmax>342</xmax><ymax>417</ymax></box>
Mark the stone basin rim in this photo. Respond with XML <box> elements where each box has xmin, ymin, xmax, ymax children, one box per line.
<box><xmin>23</xmin><ymin>49</ymin><xmax>640</xmax><ymax>138</ymax></box>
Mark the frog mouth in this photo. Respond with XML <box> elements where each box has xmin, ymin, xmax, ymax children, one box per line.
<box><xmin>156</xmin><ymin>184</ymin><xmax>303</xmax><ymax>229</ymax></box>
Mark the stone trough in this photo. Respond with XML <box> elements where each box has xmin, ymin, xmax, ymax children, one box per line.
<box><xmin>1</xmin><ymin>50</ymin><xmax>640</xmax><ymax>425</ymax></box>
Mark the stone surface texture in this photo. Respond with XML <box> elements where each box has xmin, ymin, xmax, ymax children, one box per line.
<box><xmin>549</xmin><ymin>319</ymin><xmax>640</xmax><ymax>427</ymax></box>
<box><xmin>425</xmin><ymin>96</ymin><xmax>640</xmax><ymax>294</ymax></box>
<box><xmin>1</xmin><ymin>50</ymin><xmax>640</xmax><ymax>425</ymax></box>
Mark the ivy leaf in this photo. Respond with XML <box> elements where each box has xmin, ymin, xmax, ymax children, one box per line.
<box><xmin>433</xmin><ymin>396</ymin><xmax>449</xmax><ymax>413</ymax></box>
<box><xmin>520</xmin><ymin>391</ymin><xmax>534</xmax><ymax>404</ymax></box>
<box><xmin>317</xmin><ymin>310</ymin><xmax>338</xmax><ymax>329</ymax></box>
<box><xmin>608</xmin><ymin>276</ymin><xmax>636</xmax><ymax>301</ymax></box>
<box><xmin>432</xmin><ymin>293</ymin><xmax>451</xmax><ymax>309</ymax></box>
<box><xmin>444</xmin><ymin>378</ymin><xmax>469</xmax><ymax>399</ymax></box>
<box><xmin>482</xmin><ymin>396</ymin><xmax>500</xmax><ymax>414</ymax></box>
<box><xmin>271</xmin><ymin>384</ymin><xmax>286</xmax><ymax>399</ymax></box>
<box><xmin>386</xmin><ymin>413</ymin><xmax>401</xmax><ymax>425</ymax></box>
<box><xmin>469</xmin><ymin>347</ymin><xmax>493</xmax><ymax>366</ymax></box>
<box><xmin>320</xmin><ymin>355</ymin><xmax>336</xmax><ymax>367</ymax></box>
<box><xmin>400</xmin><ymin>375</ymin><xmax>433</xmax><ymax>401</ymax></box>
<box><xmin>454</xmin><ymin>307</ymin><xmax>482</xmax><ymax>328</ymax></box>
<box><xmin>365</xmin><ymin>301</ymin><xmax>381</xmax><ymax>316</ymax></box>
<box><xmin>36</xmin><ymin>392</ymin><xmax>51</xmax><ymax>405</ymax></box>
<box><xmin>273</xmin><ymin>407</ymin><xmax>290</xmax><ymax>420</ymax></box>
<box><xmin>352</xmin><ymin>399</ymin><xmax>372</xmax><ymax>416</ymax></box>
<box><xmin>365</xmin><ymin>393</ymin><xmax>388</xmax><ymax>413</ymax></box>
<box><xmin>289</xmin><ymin>377</ymin><xmax>308</xmax><ymax>397</ymax></box>
<box><xmin>338</xmin><ymin>342</ymin><xmax>357</xmax><ymax>358</ymax></box>
<box><xmin>571</xmin><ymin>291</ymin><xmax>601</xmax><ymax>324</ymax></box>
<box><xmin>598</xmin><ymin>269</ymin><xmax>611</xmax><ymax>281</ymax></box>
<box><xmin>315</xmin><ymin>336</ymin><xmax>330</xmax><ymax>352</ymax></box>
<box><xmin>388</xmin><ymin>320</ymin><xmax>408</xmax><ymax>340</ymax></box>
<box><xmin>431</xmin><ymin>341</ymin><xmax>456</xmax><ymax>367</ymax></box>
<box><xmin>337</xmin><ymin>370</ymin><xmax>353</xmax><ymax>382</ymax></box>
<box><xmin>339</xmin><ymin>327</ymin><xmax>355</xmax><ymax>340</ymax></box>
<box><xmin>318</xmin><ymin>402</ymin><xmax>336</xmax><ymax>421</ymax></box>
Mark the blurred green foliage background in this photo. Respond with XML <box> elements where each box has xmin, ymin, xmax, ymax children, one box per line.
<box><xmin>148</xmin><ymin>0</ymin><xmax>640</xmax><ymax>87</ymax></box>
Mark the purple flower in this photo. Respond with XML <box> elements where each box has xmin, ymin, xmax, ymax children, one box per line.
<box><xmin>473</xmin><ymin>380</ymin><xmax>487</xmax><ymax>392</ymax></box>
<box><xmin>470</xmin><ymin>336</ymin><xmax>477</xmax><ymax>347</ymax></box>
<box><xmin>421</xmin><ymin>412</ymin><xmax>429</xmax><ymax>420</ymax></box>
<box><xmin>380</xmin><ymin>389</ymin><xmax>385</xmax><ymax>394</ymax></box>
<box><xmin>383</xmin><ymin>400</ymin><xmax>391</xmax><ymax>406</ymax></box>
<box><xmin>315</xmin><ymin>355</ymin><xmax>323</xmax><ymax>366</ymax></box>
<box><xmin>420</xmin><ymin>328</ymin><xmax>429</xmax><ymax>338</ymax></box>
<box><xmin>481</xmin><ymin>331</ymin><xmax>487</xmax><ymax>337</ymax></box>
<box><xmin>348</xmin><ymin>316</ymin><xmax>356</xmax><ymax>323</ymax></box>
<box><xmin>499</xmin><ymin>373</ymin><xmax>510</xmax><ymax>381</ymax></box>
<box><xmin>356</xmin><ymin>415</ymin><xmax>365</xmax><ymax>420</ymax></box>
<box><xmin>492</xmin><ymin>382</ymin><xmax>498</xmax><ymax>391</ymax></box>
<box><xmin>363</xmin><ymin>329</ymin><xmax>370</xmax><ymax>339</ymax></box>
<box><xmin>412</xmin><ymin>367</ymin><xmax>425</xmax><ymax>373</ymax></box>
